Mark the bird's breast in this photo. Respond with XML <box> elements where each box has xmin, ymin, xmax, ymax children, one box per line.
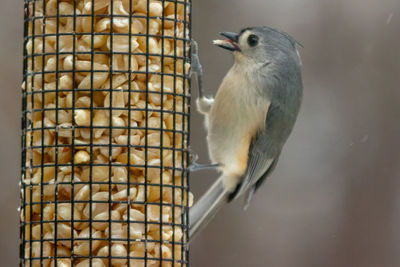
<box><xmin>207</xmin><ymin>67</ymin><xmax>270</xmax><ymax>176</ymax></box>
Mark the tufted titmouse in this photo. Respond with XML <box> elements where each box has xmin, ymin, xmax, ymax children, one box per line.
<box><xmin>189</xmin><ymin>27</ymin><xmax>303</xmax><ymax>239</ymax></box>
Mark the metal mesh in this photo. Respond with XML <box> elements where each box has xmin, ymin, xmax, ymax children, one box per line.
<box><xmin>21</xmin><ymin>0</ymin><xmax>191</xmax><ymax>266</ymax></box>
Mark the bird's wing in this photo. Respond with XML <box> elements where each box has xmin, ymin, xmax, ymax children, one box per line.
<box><xmin>231</xmin><ymin>100</ymin><xmax>298</xmax><ymax>202</ymax></box>
<box><xmin>243</xmin><ymin>156</ymin><xmax>279</xmax><ymax>210</ymax></box>
<box><xmin>230</xmin><ymin>59</ymin><xmax>303</xmax><ymax>202</ymax></box>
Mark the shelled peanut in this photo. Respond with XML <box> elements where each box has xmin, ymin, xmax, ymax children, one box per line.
<box><xmin>22</xmin><ymin>0</ymin><xmax>192</xmax><ymax>266</ymax></box>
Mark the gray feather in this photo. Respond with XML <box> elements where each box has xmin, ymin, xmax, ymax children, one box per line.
<box><xmin>189</xmin><ymin>175</ymin><xmax>230</xmax><ymax>240</ymax></box>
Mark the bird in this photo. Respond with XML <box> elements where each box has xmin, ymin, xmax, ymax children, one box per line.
<box><xmin>189</xmin><ymin>26</ymin><xmax>303</xmax><ymax>239</ymax></box>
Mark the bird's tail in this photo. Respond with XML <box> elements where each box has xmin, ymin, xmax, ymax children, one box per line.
<box><xmin>189</xmin><ymin>175</ymin><xmax>231</xmax><ymax>241</ymax></box>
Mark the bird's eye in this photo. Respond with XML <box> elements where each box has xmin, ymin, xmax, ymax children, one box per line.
<box><xmin>247</xmin><ymin>34</ymin><xmax>259</xmax><ymax>47</ymax></box>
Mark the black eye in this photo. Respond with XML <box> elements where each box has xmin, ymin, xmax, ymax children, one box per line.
<box><xmin>247</xmin><ymin>34</ymin><xmax>259</xmax><ymax>47</ymax></box>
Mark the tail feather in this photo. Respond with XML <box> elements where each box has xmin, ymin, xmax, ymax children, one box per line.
<box><xmin>189</xmin><ymin>175</ymin><xmax>230</xmax><ymax>241</ymax></box>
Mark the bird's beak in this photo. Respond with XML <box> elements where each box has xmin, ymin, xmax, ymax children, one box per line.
<box><xmin>213</xmin><ymin>32</ymin><xmax>241</xmax><ymax>52</ymax></box>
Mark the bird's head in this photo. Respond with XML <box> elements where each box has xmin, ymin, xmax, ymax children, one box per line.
<box><xmin>213</xmin><ymin>26</ymin><xmax>302</xmax><ymax>66</ymax></box>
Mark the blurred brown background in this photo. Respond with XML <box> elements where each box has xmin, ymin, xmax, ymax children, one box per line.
<box><xmin>1</xmin><ymin>0</ymin><xmax>400</xmax><ymax>266</ymax></box>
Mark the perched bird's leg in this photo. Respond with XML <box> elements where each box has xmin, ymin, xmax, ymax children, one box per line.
<box><xmin>190</xmin><ymin>40</ymin><xmax>204</xmax><ymax>98</ymax></box>
<box><xmin>187</xmin><ymin>147</ymin><xmax>220</xmax><ymax>172</ymax></box>
<box><xmin>191</xmin><ymin>40</ymin><xmax>214</xmax><ymax>115</ymax></box>
<box><xmin>188</xmin><ymin>41</ymin><xmax>218</xmax><ymax>173</ymax></box>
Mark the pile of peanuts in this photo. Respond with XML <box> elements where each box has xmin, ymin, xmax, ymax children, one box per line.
<box><xmin>21</xmin><ymin>0</ymin><xmax>192</xmax><ymax>266</ymax></box>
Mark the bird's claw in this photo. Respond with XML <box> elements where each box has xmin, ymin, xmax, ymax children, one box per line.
<box><xmin>187</xmin><ymin>147</ymin><xmax>220</xmax><ymax>172</ymax></box>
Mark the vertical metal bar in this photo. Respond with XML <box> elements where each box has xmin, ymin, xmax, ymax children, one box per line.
<box><xmin>184</xmin><ymin>0</ymin><xmax>192</xmax><ymax>265</ymax></box>
<box><xmin>108</xmin><ymin>0</ymin><xmax>115</xmax><ymax>265</ymax></box>
<box><xmin>89</xmin><ymin>0</ymin><xmax>96</xmax><ymax>266</ymax></box>
<box><xmin>180</xmin><ymin>0</ymin><xmax>186</xmax><ymax>263</ymax></box>
<box><xmin>54</xmin><ymin>0</ymin><xmax>60</xmax><ymax>265</ymax></box>
<box><xmin>127</xmin><ymin>1</ymin><xmax>134</xmax><ymax>266</ymax></box>
<box><xmin>28</xmin><ymin>1</ymin><xmax>35</xmax><ymax>266</ymax></box>
<box><xmin>21</xmin><ymin>1</ymin><xmax>29</xmax><ymax>266</ymax></box>
<box><xmin>172</xmin><ymin>0</ymin><xmax>178</xmax><ymax>264</ymax></box>
<box><xmin>40</xmin><ymin>1</ymin><xmax>46</xmax><ymax>265</ymax></box>
<box><xmin>144</xmin><ymin>0</ymin><xmax>151</xmax><ymax>266</ymax></box>
<box><xmin>159</xmin><ymin>0</ymin><xmax>166</xmax><ymax>265</ymax></box>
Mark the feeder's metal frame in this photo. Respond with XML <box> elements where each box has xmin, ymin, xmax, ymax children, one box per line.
<box><xmin>21</xmin><ymin>0</ymin><xmax>192</xmax><ymax>266</ymax></box>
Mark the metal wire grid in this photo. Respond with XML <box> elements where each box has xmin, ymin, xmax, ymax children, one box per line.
<box><xmin>21</xmin><ymin>0</ymin><xmax>191</xmax><ymax>266</ymax></box>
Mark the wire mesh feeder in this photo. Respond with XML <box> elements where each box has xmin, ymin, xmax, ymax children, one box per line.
<box><xmin>21</xmin><ymin>0</ymin><xmax>192</xmax><ymax>266</ymax></box>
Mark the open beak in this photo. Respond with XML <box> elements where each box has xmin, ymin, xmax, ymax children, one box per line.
<box><xmin>213</xmin><ymin>32</ymin><xmax>241</xmax><ymax>52</ymax></box>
